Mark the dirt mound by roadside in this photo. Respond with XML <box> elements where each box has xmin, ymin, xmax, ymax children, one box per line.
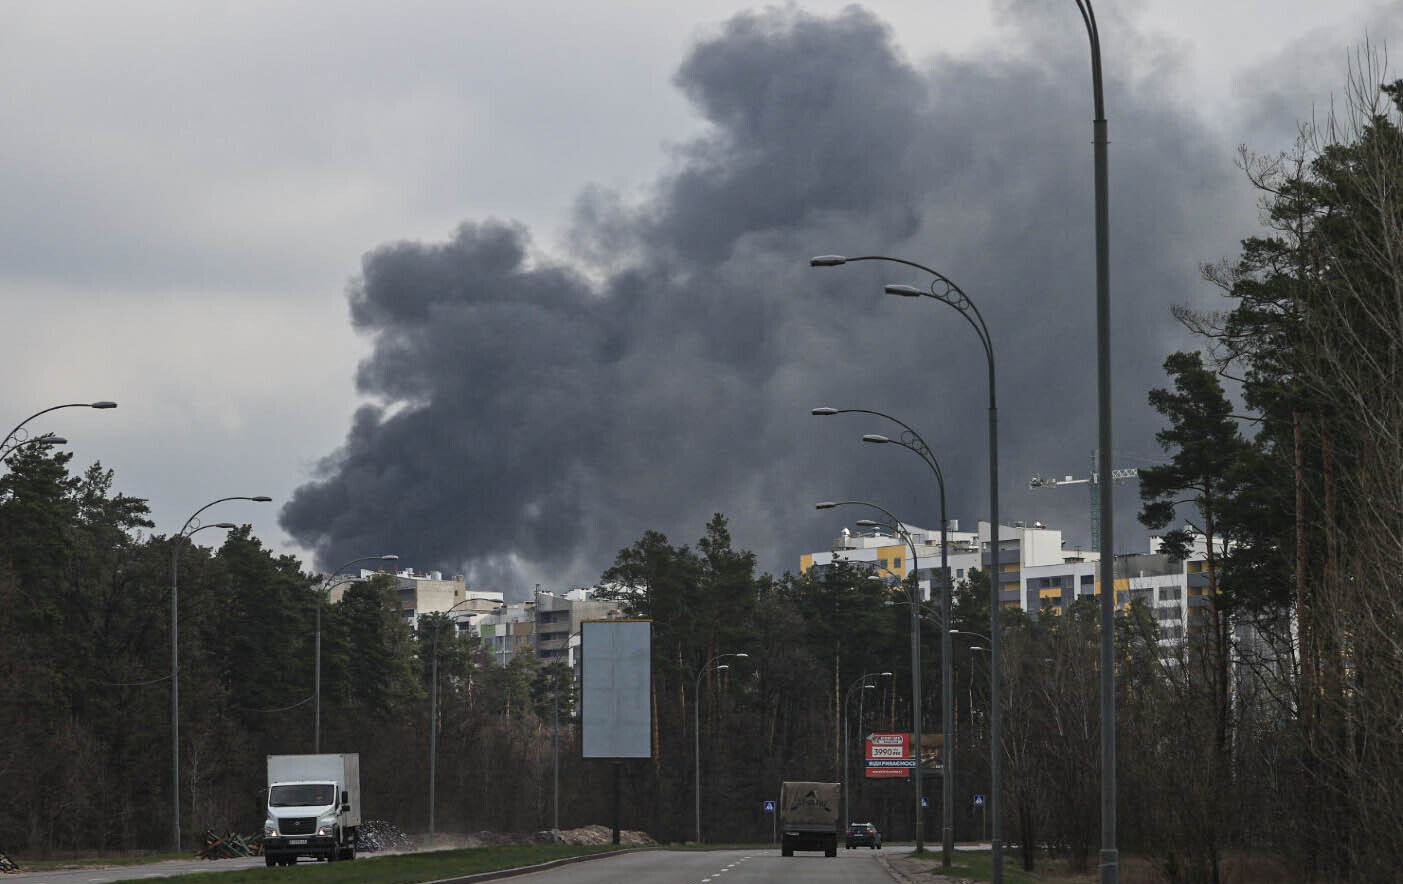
<box><xmin>538</xmin><ymin>825</ymin><xmax>655</xmax><ymax>847</ymax></box>
<box><xmin>423</xmin><ymin>825</ymin><xmax>654</xmax><ymax>850</ymax></box>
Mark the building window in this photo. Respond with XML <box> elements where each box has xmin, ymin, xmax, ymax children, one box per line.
<box><xmin>1158</xmin><ymin>586</ymin><xmax>1183</xmax><ymax>601</ymax></box>
<box><xmin>893</xmin><ymin>557</ymin><xmax>902</xmax><ymax>569</ymax></box>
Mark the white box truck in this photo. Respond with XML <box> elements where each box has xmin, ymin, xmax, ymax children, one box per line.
<box><xmin>779</xmin><ymin>781</ymin><xmax>841</xmax><ymax>857</ymax></box>
<box><xmin>262</xmin><ymin>754</ymin><xmax>361</xmax><ymax>865</ymax></box>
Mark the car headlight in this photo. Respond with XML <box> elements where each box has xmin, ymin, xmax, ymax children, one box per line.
<box><xmin>264</xmin><ymin>819</ymin><xmax>279</xmax><ymax>837</ymax></box>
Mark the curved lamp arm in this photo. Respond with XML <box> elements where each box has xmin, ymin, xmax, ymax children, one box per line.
<box><xmin>179</xmin><ymin>495</ymin><xmax>272</xmax><ymax>537</ymax></box>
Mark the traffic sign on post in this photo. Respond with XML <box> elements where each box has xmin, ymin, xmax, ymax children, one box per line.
<box><xmin>973</xmin><ymin>793</ymin><xmax>985</xmax><ymax>807</ymax></box>
<box><xmin>763</xmin><ymin>800</ymin><xmax>776</xmax><ymax>813</ymax></box>
<box><xmin>921</xmin><ymin>796</ymin><xmax>930</xmax><ymax>808</ymax></box>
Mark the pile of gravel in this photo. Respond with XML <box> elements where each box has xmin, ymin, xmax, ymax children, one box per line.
<box><xmin>534</xmin><ymin>825</ymin><xmax>655</xmax><ymax>846</ymax></box>
<box><xmin>359</xmin><ymin>820</ymin><xmax>416</xmax><ymax>852</ymax></box>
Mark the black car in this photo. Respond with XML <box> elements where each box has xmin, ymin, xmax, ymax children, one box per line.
<box><xmin>845</xmin><ymin>822</ymin><xmax>881</xmax><ymax>849</ymax></box>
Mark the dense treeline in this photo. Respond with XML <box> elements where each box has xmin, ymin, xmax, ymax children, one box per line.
<box><xmin>5</xmin><ymin>58</ymin><xmax>1403</xmax><ymax>884</ymax></box>
<box><xmin>1155</xmin><ymin>62</ymin><xmax>1403</xmax><ymax>882</ymax></box>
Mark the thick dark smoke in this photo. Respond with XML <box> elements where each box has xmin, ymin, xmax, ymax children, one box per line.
<box><xmin>281</xmin><ymin>4</ymin><xmax>1247</xmax><ymax>595</ymax></box>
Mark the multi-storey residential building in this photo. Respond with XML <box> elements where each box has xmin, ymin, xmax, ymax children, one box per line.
<box><xmin>328</xmin><ymin>567</ymin><xmax>502</xmax><ymax>635</ymax></box>
<box><xmin>1020</xmin><ymin>534</ymin><xmax>1227</xmax><ymax>645</ymax></box>
<box><xmin>801</xmin><ymin>519</ymin><xmax>1234</xmax><ymax>645</ymax></box>
<box><xmin>801</xmin><ymin>519</ymin><xmax>1068</xmax><ymax>602</ymax></box>
<box><xmin>473</xmin><ymin>601</ymin><xmax>538</xmax><ymax>667</ymax></box>
<box><xmin>534</xmin><ymin>588</ymin><xmax>624</xmax><ymax>665</ymax></box>
<box><xmin>461</xmin><ymin>587</ymin><xmax>626</xmax><ymax>668</ymax></box>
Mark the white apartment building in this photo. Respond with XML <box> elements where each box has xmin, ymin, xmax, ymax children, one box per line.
<box><xmin>327</xmin><ymin>567</ymin><xmax>502</xmax><ymax>635</ymax></box>
<box><xmin>467</xmin><ymin>586</ymin><xmax>625</xmax><ymax>668</ymax></box>
<box><xmin>801</xmin><ymin>519</ymin><xmax>1069</xmax><ymax>602</ymax></box>
<box><xmin>473</xmin><ymin>600</ymin><xmax>538</xmax><ymax>667</ymax></box>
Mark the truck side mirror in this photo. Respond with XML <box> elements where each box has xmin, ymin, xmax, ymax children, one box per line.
<box><xmin>341</xmin><ymin>790</ymin><xmax>350</xmax><ymax>812</ymax></box>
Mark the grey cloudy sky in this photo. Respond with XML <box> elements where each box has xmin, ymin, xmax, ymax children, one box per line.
<box><xmin>4</xmin><ymin>0</ymin><xmax>1399</xmax><ymax>596</ymax></box>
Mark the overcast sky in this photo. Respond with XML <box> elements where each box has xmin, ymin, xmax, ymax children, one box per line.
<box><xmin>4</xmin><ymin>0</ymin><xmax>1399</xmax><ymax>597</ymax></box>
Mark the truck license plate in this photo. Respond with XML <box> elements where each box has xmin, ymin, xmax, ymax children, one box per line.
<box><xmin>289</xmin><ymin>839</ymin><xmax>307</xmax><ymax>845</ymax></box>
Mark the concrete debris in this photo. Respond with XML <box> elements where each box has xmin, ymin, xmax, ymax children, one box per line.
<box><xmin>196</xmin><ymin>830</ymin><xmax>262</xmax><ymax>860</ymax></box>
<box><xmin>440</xmin><ymin>826</ymin><xmax>655</xmax><ymax>849</ymax></box>
<box><xmin>537</xmin><ymin>825</ymin><xmax>655</xmax><ymax>847</ymax></box>
<box><xmin>359</xmin><ymin>820</ymin><xmax>417</xmax><ymax>852</ymax></box>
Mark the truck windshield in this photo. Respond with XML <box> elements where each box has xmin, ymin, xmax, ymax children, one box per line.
<box><xmin>269</xmin><ymin>784</ymin><xmax>335</xmax><ymax>807</ymax></box>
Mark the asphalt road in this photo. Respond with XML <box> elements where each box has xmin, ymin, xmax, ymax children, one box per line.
<box><xmin>3</xmin><ymin>848</ymin><xmax>897</xmax><ymax>884</ymax></box>
<box><xmin>3</xmin><ymin>855</ymin><xmax>266</xmax><ymax>883</ymax></box>
<box><xmin>501</xmin><ymin>848</ymin><xmax>893</xmax><ymax>884</ymax></box>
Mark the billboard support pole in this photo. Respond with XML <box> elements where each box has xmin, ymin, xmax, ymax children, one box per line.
<box><xmin>611</xmin><ymin>762</ymin><xmax>622</xmax><ymax>845</ymax></box>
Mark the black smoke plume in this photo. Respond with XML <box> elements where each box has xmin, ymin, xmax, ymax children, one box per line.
<box><xmin>281</xmin><ymin>5</ymin><xmax>1246</xmax><ymax>594</ymax></box>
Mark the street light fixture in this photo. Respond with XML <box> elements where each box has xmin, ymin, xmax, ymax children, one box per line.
<box><xmin>816</xmin><ymin>499</ymin><xmax>926</xmax><ymax>851</ymax></box>
<box><xmin>843</xmin><ymin>671</ymin><xmax>892</xmax><ymax>828</ymax></box>
<box><xmin>0</xmin><ymin>435</ymin><xmax>68</xmax><ymax>462</ymax></box>
<box><xmin>695</xmin><ymin>652</ymin><xmax>749</xmax><ymax>843</ymax></box>
<box><xmin>813</xmin><ymin>405</ymin><xmax>957</xmax><ymax>868</ymax></box>
<box><xmin>314</xmin><ymin>555</ymin><xmax>399</xmax><ymax>753</ymax></box>
<box><xmin>812</xmin><ymin>253</ymin><xmax>1003</xmax><ymax>879</ymax></box>
<box><xmin>2</xmin><ymin>400</ymin><xmax>116</xmax><ymax>462</ymax></box>
<box><xmin>170</xmin><ymin>494</ymin><xmax>271</xmax><ymax>851</ymax></box>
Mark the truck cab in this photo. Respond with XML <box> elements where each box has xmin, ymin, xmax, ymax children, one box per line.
<box><xmin>263</xmin><ymin>754</ymin><xmax>360</xmax><ymax>866</ymax></box>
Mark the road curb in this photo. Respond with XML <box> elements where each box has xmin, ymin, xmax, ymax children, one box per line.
<box><xmin>876</xmin><ymin>851</ymin><xmax>977</xmax><ymax>884</ymax></box>
<box><xmin>875</xmin><ymin>851</ymin><xmax>912</xmax><ymax>884</ymax></box>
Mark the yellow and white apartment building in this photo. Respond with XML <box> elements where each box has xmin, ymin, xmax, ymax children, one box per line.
<box><xmin>803</xmin><ymin>521</ymin><xmax>1228</xmax><ymax>646</ymax></box>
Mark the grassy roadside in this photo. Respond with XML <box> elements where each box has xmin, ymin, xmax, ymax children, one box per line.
<box><xmin>897</xmin><ymin>848</ymin><xmax>1095</xmax><ymax>884</ymax></box>
<box><xmin>151</xmin><ymin>843</ymin><xmax>631</xmax><ymax>883</ymax></box>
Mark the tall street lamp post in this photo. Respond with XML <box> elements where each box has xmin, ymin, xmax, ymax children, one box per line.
<box><xmin>843</xmin><ymin>671</ymin><xmax>892</xmax><ymax>828</ymax></box>
<box><xmin>171</xmin><ymin>495</ymin><xmax>272</xmax><ymax>851</ymax></box>
<box><xmin>812</xmin><ymin>254</ymin><xmax>1001</xmax><ymax>878</ymax></box>
<box><xmin>428</xmin><ymin>599</ymin><xmax>479</xmax><ymax>842</ymax></box>
<box><xmin>816</xmin><ymin>500</ymin><xmax>924</xmax><ymax>851</ymax></box>
<box><xmin>315</xmin><ymin>555</ymin><xmax>399</xmax><ymax>753</ymax></box>
<box><xmin>695</xmin><ymin>652</ymin><xmax>748</xmax><ymax>843</ymax></box>
<box><xmin>813</xmin><ymin>406</ymin><xmax>956</xmax><ymax>868</ymax></box>
<box><xmin>2</xmin><ymin>401</ymin><xmax>116</xmax><ymax>463</ymax></box>
<box><xmin>551</xmin><ymin>626</ymin><xmax>587</xmax><ymax>833</ymax></box>
<box><xmin>1066</xmin><ymin>3</ymin><xmax>1118</xmax><ymax>880</ymax></box>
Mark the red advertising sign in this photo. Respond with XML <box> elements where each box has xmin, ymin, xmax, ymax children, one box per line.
<box><xmin>865</xmin><ymin>731</ymin><xmax>914</xmax><ymax>778</ymax></box>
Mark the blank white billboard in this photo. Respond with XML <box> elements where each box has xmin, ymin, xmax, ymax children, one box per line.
<box><xmin>581</xmin><ymin>620</ymin><xmax>652</xmax><ymax>759</ymax></box>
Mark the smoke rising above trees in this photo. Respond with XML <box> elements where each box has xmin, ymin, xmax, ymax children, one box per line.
<box><xmin>280</xmin><ymin>5</ymin><xmax>1242</xmax><ymax>593</ymax></box>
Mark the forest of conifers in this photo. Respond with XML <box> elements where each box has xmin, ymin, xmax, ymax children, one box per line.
<box><xmin>4</xmin><ymin>63</ymin><xmax>1403</xmax><ymax>884</ymax></box>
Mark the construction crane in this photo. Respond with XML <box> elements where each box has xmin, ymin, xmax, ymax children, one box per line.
<box><xmin>1028</xmin><ymin>450</ymin><xmax>1139</xmax><ymax>553</ymax></box>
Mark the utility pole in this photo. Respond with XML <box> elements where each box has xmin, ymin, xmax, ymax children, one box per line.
<box><xmin>1028</xmin><ymin>450</ymin><xmax>1138</xmax><ymax>552</ymax></box>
